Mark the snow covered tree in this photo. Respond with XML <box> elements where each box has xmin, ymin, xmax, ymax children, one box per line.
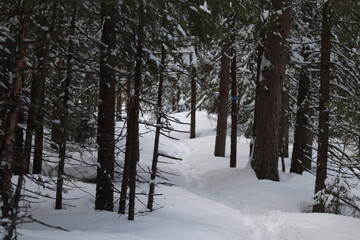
<box><xmin>0</xmin><ymin>0</ymin><xmax>31</xmax><ymax>238</ymax></box>
<box><xmin>119</xmin><ymin>0</ymin><xmax>145</xmax><ymax>220</ymax></box>
<box><xmin>251</xmin><ymin>0</ymin><xmax>292</xmax><ymax>181</ymax></box>
<box><xmin>290</xmin><ymin>0</ymin><xmax>319</xmax><ymax>174</ymax></box>
<box><xmin>214</xmin><ymin>40</ymin><xmax>231</xmax><ymax>157</ymax></box>
<box><xmin>313</xmin><ymin>0</ymin><xmax>332</xmax><ymax>213</ymax></box>
<box><xmin>95</xmin><ymin>0</ymin><xmax>117</xmax><ymax>212</ymax></box>
<box><xmin>55</xmin><ymin>1</ymin><xmax>78</xmax><ymax>210</ymax></box>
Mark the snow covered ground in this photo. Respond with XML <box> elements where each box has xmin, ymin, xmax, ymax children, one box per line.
<box><xmin>17</xmin><ymin>111</ymin><xmax>360</xmax><ymax>240</ymax></box>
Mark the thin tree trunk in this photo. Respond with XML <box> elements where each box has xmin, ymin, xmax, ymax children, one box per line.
<box><xmin>171</xmin><ymin>76</ymin><xmax>179</xmax><ymax>112</ymax></box>
<box><xmin>116</xmin><ymin>83</ymin><xmax>122</xmax><ymax>121</ymax></box>
<box><xmin>0</xmin><ymin>2</ymin><xmax>30</xmax><ymax>239</ymax></box>
<box><xmin>55</xmin><ymin>3</ymin><xmax>76</xmax><ymax>210</ymax></box>
<box><xmin>128</xmin><ymin>0</ymin><xmax>144</xmax><ymax>220</ymax></box>
<box><xmin>118</xmin><ymin>126</ymin><xmax>130</xmax><ymax>214</ymax></box>
<box><xmin>358</xmin><ymin>135</ymin><xmax>360</xmax><ymax>159</ymax></box>
<box><xmin>214</xmin><ymin>40</ymin><xmax>231</xmax><ymax>157</ymax></box>
<box><xmin>290</xmin><ymin>4</ymin><xmax>314</xmax><ymax>174</ymax></box>
<box><xmin>251</xmin><ymin>0</ymin><xmax>291</xmax><ymax>181</ymax></box>
<box><xmin>230</xmin><ymin>48</ymin><xmax>237</xmax><ymax>168</ymax></box>
<box><xmin>33</xmin><ymin>89</ymin><xmax>44</xmax><ymax>174</ymax></box>
<box><xmin>190</xmin><ymin>53</ymin><xmax>196</xmax><ymax>139</ymax></box>
<box><xmin>22</xmin><ymin>76</ymin><xmax>37</xmax><ymax>173</ymax></box>
<box><xmin>119</xmin><ymin>0</ymin><xmax>144</xmax><ymax>220</ymax></box>
<box><xmin>148</xmin><ymin>44</ymin><xmax>166</xmax><ymax>211</ymax></box>
<box><xmin>13</xmin><ymin>111</ymin><xmax>24</xmax><ymax>174</ymax></box>
<box><xmin>95</xmin><ymin>0</ymin><xmax>116</xmax><ymax>211</ymax></box>
<box><xmin>21</xmin><ymin>2</ymin><xmax>57</xmax><ymax>174</ymax></box>
<box><xmin>51</xmin><ymin>59</ymin><xmax>65</xmax><ymax>147</ymax></box>
<box><xmin>118</xmin><ymin>63</ymin><xmax>133</xmax><ymax>214</ymax></box>
<box><xmin>313</xmin><ymin>0</ymin><xmax>331</xmax><ymax>213</ymax></box>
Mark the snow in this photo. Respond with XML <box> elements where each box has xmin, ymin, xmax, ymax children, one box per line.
<box><xmin>13</xmin><ymin>111</ymin><xmax>360</xmax><ymax>239</ymax></box>
<box><xmin>176</xmin><ymin>24</ymin><xmax>186</xmax><ymax>37</ymax></box>
<box><xmin>199</xmin><ymin>1</ymin><xmax>211</xmax><ymax>14</ymax></box>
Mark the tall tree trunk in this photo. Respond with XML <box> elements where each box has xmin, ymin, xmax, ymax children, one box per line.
<box><xmin>290</xmin><ymin>49</ymin><xmax>313</xmax><ymax>174</ymax></box>
<box><xmin>127</xmin><ymin>0</ymin><xmax>144</xmax><ymax>220</ymax></box>
<box><xmin>148</xmin><ymin>44</ymin><xmax>166</xmax><ymax>211</ymax></box>
<box><xmin>313</xmin><ymin>0</ymin><xmax>331</xmax><ymax>213</ymax></box>
<box><xmin>55</xmin><ymin>3</ymin><xmax>76</xmax><ymax>210</ymax></box>
<box><xmin>190</xmin><ymin>53</ymin><xmax>196</xmax><ymax>139</ymax></box>
<box><xmin>33</xmin><ymin>85</ymin><xmax>45</xmax><ymax>174</ymax></box>
<box><xmin>251</xmin><ymin>0</ymin><xmax>291</xmax><ymax>181</ymax></box>
<box><xmin>290</xmin><ymin>2</ymin><xmax>315</xmax><ymax>174</ymax></box>
<box><xmin>249</xmin><ymin>38</ymin><xmax>265</xmax><ymax>158</ymax></box>
<box><xmin>21</xmin><ymin>2</ymin><xmax>57</xmax><ymax>174</ymax></box>
<box><xmin>230</xmin><ymin>48</ymin><xmax>237</xmax><ymax>168</ymax></box>
<box><xmin>51</xmin><ymin>59</ymin><xmax>65</xmax><ymax>147</ymax></box>
<box><xmin>214</xmin><ymin>40</ymin><xmax>231</xmax><ymax>157</ymax></box>
<box><xmin>95</xmin><ymin>0</ymin><xmax>116</xmax><ymax>211</ymax></box>
<box><xmin>0</xmin><ymin>2</ymin><xmax>30</xmax><ymax>239</ymax></box>
<box><xmin>119</xmin><ymin>0</ymin><xmax>144</xmax><ymax>220</ymax></box>
<box><xmin>22</xmin><ymin>76</ymin><xmax>37</xmax><ymax>173</ymax></box>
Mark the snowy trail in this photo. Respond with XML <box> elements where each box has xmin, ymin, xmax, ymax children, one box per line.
<box><xmin>17</xmin><ymin>112</ymin><xmax>360</xmax><ymax>240</ymax></box>
<box><xmin>169</xmin><ymin>112</ymin><xmax>360</xmax><ymax>240</ymax></box>
<box><xmin>173</xmin><ymin>135</ymin><xmax>283</xmax><ymax>240</ymax></box>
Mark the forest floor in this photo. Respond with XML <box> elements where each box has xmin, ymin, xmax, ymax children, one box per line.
<box><xmin>16</xmin><ymin>111</ymin><xmax>360</xmax><ymax>240</ymax></box>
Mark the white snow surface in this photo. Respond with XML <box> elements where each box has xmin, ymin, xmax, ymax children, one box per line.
<box><xmin>17</xmin><ymin>111</ymin><xmax>360</xmax><ymax>240</ymax></box>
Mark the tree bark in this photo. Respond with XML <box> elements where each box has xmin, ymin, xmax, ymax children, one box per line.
<box><xmin>116</xmin><ymin>83</ymin><xmax>122</xmax><ymax>121</ymax></box>
<box><xmin>148</xmin><ymin>44</ymin><xmax>166</xmax><ymax>211</ymax></box>
<box><xmin>230</xmin><ymin>48</ymin><xmax>237</xmax><ymax>168</ymax></box>
<box><xmin>290</xmin><ymin>2</ymin><xmax>315</xmax><ymax>174</ymax></box>
<box><xmin>279</xmin><ymin>86</ymin><xmax>289</xmax><ymax>157</ymax></box>
<box><xmin>33</xmin><ymin>105</ymin><xmax>44</xmax><ymax>174</ymax></box>
<box><xmin>290</xmin><ymin>49</ymin><xmax>313</xmax><ymax>174</ymax></box>
<box><xmin>214</xmin><ymin>40</ymin><xmax>231</xmax><ymax>157</ymax></box>
<box><xmin>251</xmin><ymin>0</ymin><xmax>291</xmax><ymax>181</ymax></box>
<box><xmin>128</xmin><ymin>0</ymin><xmax>144</xmax><ymax>220</ymax></box>
<box><xmin>13</xmin><ymin>111</ymin><xmax>24</xmax><ymax>175</ymax></box>
<box><xmin>190</xmin><ymin>53</ymin><xmax>196</xmax><ymax>139</ymax></box>
<box><xmin>51</xmin><ymin>59</ymin><xmax>66</xmax><ymax>147</ymax></box>
<box><xmin>95</xmin><ymin>0</ymin><xmax>116</xmax><ymax>211</ymax></box>
<box><xmin>0</xmin><ymin>0</ymin><xmax>30</xmax><ymax>224</ymax></box>
<box><xmin>55</xmin><ymin>2</ymin><xmax>76</xmax><ymax>210</ymax></box>
<box><xmin>22</xmin><ymin>74</ymin><xmax>37</xmax><ymax>173</ymax></box>
<box><xmin>249</xmin><ymin>38</ymin><xmax>265</xmax><ymax>159</ymax></box>
<box><xmin>313</xmin><ymin>0</ymin><xmax>331</xmax><ymax>213</ymax></box>
<box><xmin>119</xmin><ymin>0</ymin><xmax>144</xmax><ymax>220</ymax></box>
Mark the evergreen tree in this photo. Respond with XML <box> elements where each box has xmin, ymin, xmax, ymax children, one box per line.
<box><xmin>251</xmin><ymin>0</ymin><xmax>292</xmax><ymax>181</ymax></box>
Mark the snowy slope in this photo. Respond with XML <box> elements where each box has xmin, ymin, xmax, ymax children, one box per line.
<box><xmin>17</xmin><ymin>111</ymin><xmax>360</xmax><ymax>240</ymax></box>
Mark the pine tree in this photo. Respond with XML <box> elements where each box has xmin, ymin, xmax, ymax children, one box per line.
<box><xmin>290</xmin><ymin>0</ymin><xmax>317</xmax><ymax>174</ymax></box>
<box><xmin>251</xmin><ymin>0</ymin><xmax>292</xmax><ymax>181</ymax></box>
<box><xmin>214</xmin><ymin>40</ymin><xmax>231</xmax><ymax>157</ymax></box>
<box><xmin>55</xmin><ymin>1</ymin><xmax>77</xmax><ymax>210</ymax></box>
<box><xmin>95</xmin><ymin>0</ymin><xmax>117</xmax><ymax>211</ymax></box>
<box><xmin>0</xmin><ymin>0</ymin><xmax>30</xmax><ymax>238</ymax></box>
<box><xmin>313</xmin><ymin>0</ymin><xmax>331</xmax><ymax>213</ymax></box>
